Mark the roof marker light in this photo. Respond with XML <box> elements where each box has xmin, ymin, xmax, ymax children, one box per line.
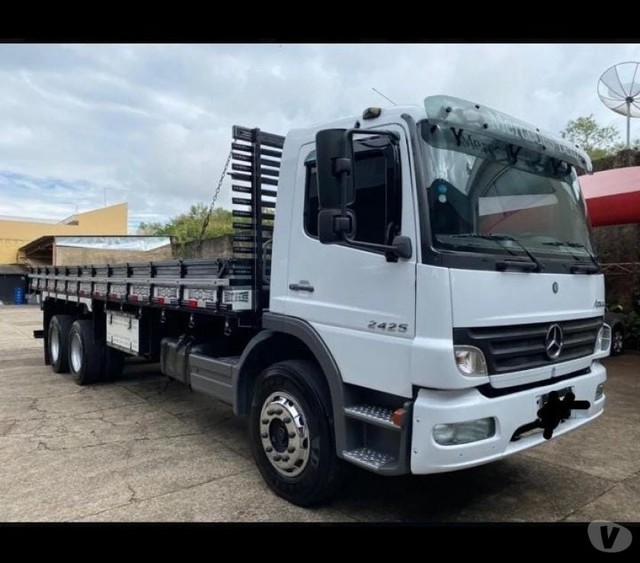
<box><xmin>362</xmin><ymin>107</ymin><xmax>382</xmax><ymax>120</ymax></box>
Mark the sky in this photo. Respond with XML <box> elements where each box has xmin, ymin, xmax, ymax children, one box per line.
<box><xmin>1</xmin><ymin>43</ymin><xmax>639</xmax><ymax>232</ymax></box>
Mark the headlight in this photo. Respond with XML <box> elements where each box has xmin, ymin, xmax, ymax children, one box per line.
<box><xmin>454</xmin><ymin>345</ymin><xmax>488</xmax><ymax>376</ymax></box>
<box><xmin>595</xmin><ymin>324</ymin><xmax>611</xmax><ymax>354</ymax></box>
<box><xmin>433</xmin><ymin>417</ymin><xmax>496</xmax><ymax>445</ymax></box>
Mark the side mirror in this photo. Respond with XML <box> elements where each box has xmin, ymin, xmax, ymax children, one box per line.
<box><xmin>315</xmin><ymin>129</ymin><xmax>354</xmax><ymax>209</ymax></box>
<box><xmin>315</xmin><ymin>127</ymin><xmax>410</xmax><ymax>261</ymax></box>
<box><xmin>318</xmin><ymin>209</ymin><xmax>356</xmax><ymax>244</ymax></box>
<box><xmin>391</xmin><ymin>236</ymin><xmax>412</xmax><ymax>260</ymax></box>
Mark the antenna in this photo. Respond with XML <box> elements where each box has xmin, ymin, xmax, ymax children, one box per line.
<box><xmin>598</xmin><ymin>61</ymin><xmax>640</xmax><ymax>148</ymax></box>
<box><xmin>371</xmin><ymin>87</ymin><xmax>397</xmax><ymax>106</ymax></box>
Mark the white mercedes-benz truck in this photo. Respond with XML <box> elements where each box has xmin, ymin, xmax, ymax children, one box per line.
<box><xmin>30</xmin><ymin>95</ymin><xmax>610</xmax><ymax>506</ymax></box>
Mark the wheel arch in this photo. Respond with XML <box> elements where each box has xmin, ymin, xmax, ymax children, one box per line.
<box><xmin>233</xmin><ymin>312</ymin><xmax>347</xmax><ymax>455</ymax></box>
<box><xmin>611</xmin><ymin>320</ymin><xmax>625</xmax><ymax>335</ymax></box>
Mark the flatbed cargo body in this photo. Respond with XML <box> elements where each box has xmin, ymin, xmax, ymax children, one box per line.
<box><xmin>29</xmin><ymin>257</ymin><xmax>259</xmax><ymax>319</ymax></box>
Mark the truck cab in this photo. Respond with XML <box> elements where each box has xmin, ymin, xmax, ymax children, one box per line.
<box><xmin>268</xmin><ymin>95</ymin><xmax>608</xmax><ymax>477</ymax></box>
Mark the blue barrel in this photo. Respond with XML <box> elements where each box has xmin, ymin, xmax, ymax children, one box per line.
<box><xmin>14</xmin><ymin>286</ymin><xmax>24</xmax><ymax>305</ymax></box>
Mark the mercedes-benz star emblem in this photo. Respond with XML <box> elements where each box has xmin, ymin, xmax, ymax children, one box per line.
<box><xmin>545</xmin><ymin>324</ymin><xmax>563</xmax><ymax>360</ymax></box>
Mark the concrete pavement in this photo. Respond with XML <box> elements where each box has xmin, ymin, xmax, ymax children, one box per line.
<box><xmin>1</xmin><ymin>305</ymin><xmax>638</xmax><ymax>522</ymax></box>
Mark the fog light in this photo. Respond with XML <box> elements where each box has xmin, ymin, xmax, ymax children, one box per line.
<box><xmin>595</xmin><ymin>324</ymin><xmax>611</xmax><ymax>354</ymax></box>
<box><xmin>454</xmin><ymin>345</ymin><xmax>488</xmax><ymax>376</ymax></box>
<box><xmin>595</xmin><ymin>382</ymin><xmax>605</xmax><ymax>401</ymax></box>
<box><xmin>433</xmin><ymin>417</ymin><xmax>496</xmax><ymax>445</ymax></box>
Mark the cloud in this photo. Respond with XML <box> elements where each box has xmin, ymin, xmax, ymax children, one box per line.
<box><xmin>1</xmin><ymin>43</ymin><xmax>639</xmax><ymax>232</ymax></box>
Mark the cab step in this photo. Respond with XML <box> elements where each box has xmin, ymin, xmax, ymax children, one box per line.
<box><xmin>344</xmin><ymin>405</ymin><xmax>401</xmax><ymax>430</ymax></box>
<box><xmin>343</xmin><ymin>447</ymin><xmax>397</xmax><ymax>471</ymax></box>
<box><xmin>340</xmin><ymin>394</ymin><xmax>412</xmax><ymax>475</ymax></box>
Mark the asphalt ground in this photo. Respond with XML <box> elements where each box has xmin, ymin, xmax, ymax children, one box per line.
<box><xmin>1</xmin><ymin>305</ymin><xmax>638</xmax><ymax>522</ymax></box>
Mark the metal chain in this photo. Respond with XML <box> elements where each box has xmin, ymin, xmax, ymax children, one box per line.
<box><xmin>194</xmin><ymin>149</ymin><xmax>232</xmax><ymax>257</ymax></box>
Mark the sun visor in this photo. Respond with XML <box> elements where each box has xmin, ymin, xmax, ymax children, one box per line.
<box><xmin>424</xmin><ymin>95</ymin><xmax>592</xmax><ymax>173</ymax></box>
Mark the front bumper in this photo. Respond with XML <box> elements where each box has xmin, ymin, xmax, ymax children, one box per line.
<box><xmin>410</xmin><ymin>361</ymin><xmax>606</xmax><ymax>474</ymax></box>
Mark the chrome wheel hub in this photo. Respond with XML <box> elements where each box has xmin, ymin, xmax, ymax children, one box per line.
<box><xmin>259</xmin><ymin>391</ymin><xmax>310</xmax><ymax>477</ymax></box>
<box><xmin>613</xmin><ymin>331</ymin><xmax>624</xmax><ymax>353</ymax></box>
<box><xmin>50</xmin><ymin>326</ymin><xmax>60</xmax><ymax>363</ymax></box>
<box><xmin>70</xmin><ymin>333</ymin><xmax>83</xmax><ymax>373</ymax></box>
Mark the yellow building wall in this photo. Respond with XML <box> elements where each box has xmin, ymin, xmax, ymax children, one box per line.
<box><xmin>0</xmin><ymin>203</ymin><xmax>128</xmax><ymax>264</ymax></box>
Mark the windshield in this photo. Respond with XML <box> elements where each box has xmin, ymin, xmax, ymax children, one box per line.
<box><xmin>419</xmin><ymin>120</ymin><xmax>594</xmax><ymax>264</ymax></box>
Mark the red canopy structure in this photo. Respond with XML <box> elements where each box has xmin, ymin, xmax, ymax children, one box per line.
<box><xmin>580</xmin><ymin>166</ymin><xmax>640</xmax><ymax>227</ymax></box>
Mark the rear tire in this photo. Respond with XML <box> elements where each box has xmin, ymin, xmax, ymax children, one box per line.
<box><xmin>48</xmin><ymin>315</ymin><xmax>74</xmax><ymax>373</ymax></box>
<box><xmin>68</xmin><ymin>320</ymin><xmax>103</xmax><ymax>386</ymax></box>
<box><xmin>611</xmin><ymin>325</ymin><xmax>625</xmax><ymax>356</ymax></box>
<box><xmin>249</xmin><ymin>359</ymin><xmax>346</xmax><ymax>507</ymax></box>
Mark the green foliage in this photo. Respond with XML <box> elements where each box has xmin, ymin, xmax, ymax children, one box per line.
<box><xmin>137</xmin><ymin>203</ymin><xmax>233</xmax><ymax>244</ymax></box>
<box><xmin>623</xmin><ymin>310</ymin><xmax>640</xmax><ymax>350</ymax></box>
<box><xmin>560</xmin><ymin>114</ymin><xmax>620</xmax><ymax>160</ymax></box>
<box><xmin>611</xmin><ymin>138</ymin><xmax>640</xmax><ymax>153</ymax></box>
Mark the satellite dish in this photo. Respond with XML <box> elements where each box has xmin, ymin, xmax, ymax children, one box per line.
<box><xmin>598</xmin><ymin>61</ymin><xmax>640</xmax><ymax>148</ymax></box>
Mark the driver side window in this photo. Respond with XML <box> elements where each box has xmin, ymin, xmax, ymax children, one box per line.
<box><xmin>304</xmin><ymin>140</ymin><xmax>402</xmax><ymax>247</ymax></box>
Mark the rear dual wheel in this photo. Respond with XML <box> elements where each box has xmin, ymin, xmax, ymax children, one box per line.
<box><xmin>69</xmin><ymin>320</ymin><xmax>125</xmax><ymax>385</ymax></box>
<box><xmin>48</xmin><ymin>314</ymin><xmax>74</xmax><ymax>373</ymax></box>
<box><xmin>48</xmin><ymin>315</ymin><xmax>125</xmax><ymax>385</ymax></box>
<box><xmin>68</xmin><ymin>320</ymin><xmax>104</xmax><ymax>385</ymax></box>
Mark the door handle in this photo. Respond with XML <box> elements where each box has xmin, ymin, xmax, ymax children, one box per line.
<box><xmin>289</xmin><ymin>281</ymin><xmax>314</xmax><ymax>293</ymax></box>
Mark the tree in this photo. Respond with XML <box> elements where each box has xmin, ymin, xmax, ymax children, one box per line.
<box><xmin>560</xmin><ymin>115</ymin><xmax>620</xmax><ymax>160</ymax></box>
<box><xmin>138</xmin><ymin>203</ymin><xmax>233</xmax><ymax>244</ymax></box>
<box><xmin>612</xmin><ymin>138</ymin><xmax>640</xmax><ymax>153</ymax></box>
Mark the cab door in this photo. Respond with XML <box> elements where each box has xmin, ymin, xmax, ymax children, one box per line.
<box><xmin>283</xmin><ymin>125</ymin><xmax>417</xmax><ymax>398</ymax></box>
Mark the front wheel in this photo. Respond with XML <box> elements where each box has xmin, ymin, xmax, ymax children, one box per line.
<box><xmin>611</xmin><ymin>325</ymin><xmax>625</xmax><ymax>356</ymax></box>
<box><xmin>249</xmin><ymin>359</ymin><xmax>346</xmax><ymax>507</ymax></box>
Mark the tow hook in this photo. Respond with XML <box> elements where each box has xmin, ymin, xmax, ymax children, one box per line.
<box><xmin>537</xmin><ymin>391</ymin><xmax>590</xmax><ymax>439</ymax></box>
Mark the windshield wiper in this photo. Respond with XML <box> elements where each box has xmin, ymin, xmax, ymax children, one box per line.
<box><xmin>542</xmin><ymin>240</ymin><xmax>600</xmax><ymax>273</ymax></box>
<box><xmin>448</xmin><ymin>233</ymin><xmax>543</xmax><ymax>272</ymax></box>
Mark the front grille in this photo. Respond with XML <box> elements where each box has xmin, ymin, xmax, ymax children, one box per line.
<box><xmin>477</xmin><ymin>367</ymin><xmax>591</xmax><ymax>397</ymax></box>
<box><xmin>453</xmin><ymin>316</ymin><xmax>602</xmax><ymax>375</ymax></box>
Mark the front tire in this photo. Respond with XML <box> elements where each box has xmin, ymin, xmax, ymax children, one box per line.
<box><xmin>249</xmin><ymin>359</ymin><xmax>346</xmax><ymax>507</ymax></box>
<box><xmin>68</xmin><ymin>320</ymin><xmax>103</xmax><ymax>385</ymax></box>
<box><xmin>611</xmin><ymin>325</ymin><xmax>625</xmax><ymax>356</ymax></box>
<box><xmin>48</xmin><ymin>315</ymin><xmax>74</xmax><ymax>373</ymax></box>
